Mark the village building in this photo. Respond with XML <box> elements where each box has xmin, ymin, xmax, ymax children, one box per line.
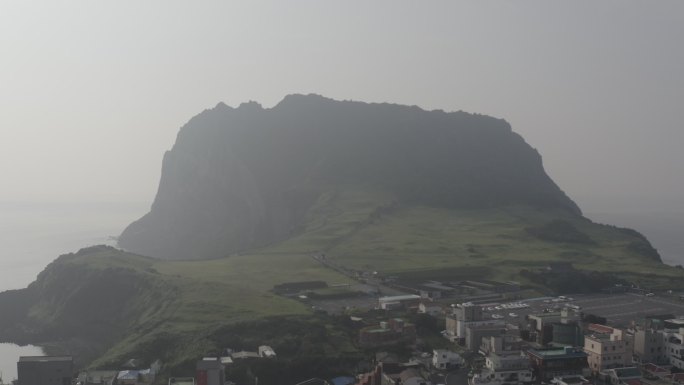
<box><xmin>378</xmin><ymin>295</ymin><xmax>421</xmax><ymax>310</ymax></box>
<box><xmin>399</xmin><ymin>368</ymin><xmax>430</xmax><ymax>385</ymax></box>
<box><xmin>633</xmin><ymin>328</ymin><xmax>667</xmax><ymax>364</ymax></box>
<box><xmin>465</xmin><ymin>324</ymin><xmax>506</xmax><ymax>351</ymax></box>
<box><xmin>418</xmin><ymin>301</ymin><xmax>443</xmax><ymax>317</ymax></box>
<box><xmin>479</xmin><ymin>335</ymin><xmax>525</xmax><ymax>356</ymax></box>
<box><xmin>662</xmin><ymin>319</ymin><xmax>684</xmax><ymax>369</ymax></box>
<box><xmin>583</xmin><ymin>324</ymin><xmax>632</xmax><ymax>374</ymax></box>
<box><xmin>527</xmin><ymin>309</ymin><xmax>580</xmax><ymax>346</ymax></box>
<box><xmin>446</xmin><ymin>303</ymin><xmax>504</xmax><ymax>344</ymax></box>
<box><xmin>359</xmin><ymin>318</ymin><xmax>416</xmax><ymax>347</ymax></box>
<box><xmin>431</xmin><ymin>349</ymin><xmax>463</xmax><ymax>370</ymax></box>
<box><xmin>77</xmin><ymin>370</ymin><xmax>119</xmax><ymax>385</ymax></box>
<box><xmin>117</xmin><ymin>369</ymin><xmax>154</xmax><ymax>385</ymax></box>
<box><xmin>196</xmin><ymin>358</ymin><xmax>225</xmax><ymax>385</ymax></box>
<box><xmin>470</xmin><ymin>351</ymin><xmax>533</xmax><ymax>385</ymax></box>
<box><xmin>258</xmin><ymin>345</ymin><xmax>276</xmax><ymax>358</ymax></box>
<box><xmin>17</xmin><ymin>356</ymin><xmax>73</xmax><ymax>385</ymax></box>
<box><xmin>526</xmin><ymin>347</ymin><xmax>589</xmax><ymax>381</ymax></box>
<box><xmin>602</xmin><ymin>367</ymin><xmax>642</xmax><ymax>385</ymax></box>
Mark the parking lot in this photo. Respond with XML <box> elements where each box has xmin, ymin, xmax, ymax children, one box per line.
<box><xmin>303</xmin><ymin>286</ymin><xmax>684</xmax><ymax>324</ymax></box>
<box><xmin>482</xmin><ymin>292</ymin><xmax>684</xmax><ymax>326</ymax></box>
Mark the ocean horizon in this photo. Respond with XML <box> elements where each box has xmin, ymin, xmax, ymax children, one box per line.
<box><xmin>0</xmin><ymin>201</ymin><xmax>148</xmax><ymax>292</ymax></box>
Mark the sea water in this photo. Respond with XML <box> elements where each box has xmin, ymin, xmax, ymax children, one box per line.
<box><xmin>0</xmin><ymin>201</ymin><xmax>147</xmax><ymax>292</ymax></box>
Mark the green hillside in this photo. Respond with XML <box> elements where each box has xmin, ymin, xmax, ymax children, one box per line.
<box><xmin>259</xmin><ymin>186</ymin><xmax>675</xmax><ymax>285</ymax></box>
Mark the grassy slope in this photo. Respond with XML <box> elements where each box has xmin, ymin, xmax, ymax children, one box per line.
<box><xmin>74</xmin><ymin>249</ymin><xmax>355</xmax><ymax>371</ymax></box>
<box><xmin>261</xmin><ymin>187</ymin><xmax>683</xmax><ymax>286</ymax></box>
<box><xmin>45</xmin><ymin>187</ymin><xmax>683</xmax><ymax>372</ymax></box>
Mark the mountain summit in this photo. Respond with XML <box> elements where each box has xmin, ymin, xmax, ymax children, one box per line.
<box><xmin>119</xmin><ymin>94</ymin><xmax>580</xmax><ymax>260</ymax></box>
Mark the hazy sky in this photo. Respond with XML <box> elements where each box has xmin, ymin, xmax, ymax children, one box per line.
<box><xmin>1</xmin><ymin>1</ymin><xmax>682</xmax><ymax>214</ymax></box>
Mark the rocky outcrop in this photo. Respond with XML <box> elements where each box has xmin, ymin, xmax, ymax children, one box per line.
<box><xmin>119</xmin><ymin>94</ymin><xmax>580</xmax><ymax>260</ymax></box>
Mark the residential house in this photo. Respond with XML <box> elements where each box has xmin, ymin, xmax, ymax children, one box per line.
<box><xmin>527</xmin><ymin>309</ymin><xmax>579</xmax><ymax>346</ymax></box>
<box><xmin>432</xmin><ymin>349</ymin><xmax>463</xmax><ymax>370</ymax></box>
<box><xmin>446</xmin><ymin>303</ymin><xmax>504</xmax><ymax>345</ymax></box>
<box><xmin>398</xmin><ymin>369</ymin><xmax>430</xmax><ymax>385</ymax></box>
<box><xmin>662</xmin><ymin>319</ymin><xmax>684</xmax><ymax>369</ymax></box>
<box><xmin>465</xmin><ymin>324</ymin><xmax>506</xmax><ymax>351</ymax></box>
<box><xmin>603</xmin><ymin>367</ymin><xmax>641</xmax><ymax>385</ymax></box>
<box><xmin>470</xmin><ymin>351</ymin><xmax>533</xmax><ymax>385</ymax></box>
<box><xmin>258</xmin><ymin>345</ymin><xmax>277</xmax><ymax>358</ymax></box>
<box><xmin>480</xmin><ymin>335</ymin><xmax>526</xmax><ymax>356</ymax></box>
<box><xmin>196</xmin><ymin>358</ymin><xmax>225</xmax><ymax>385</ymax></box>
<box><xmin>633</xmin><ymin>328</ymin><xmax>667</xmax><ymax>364</ymax></box>
<box><xmin>526</xmin><ymin>347</ymin><xmax>589</xmax><ymax>381</ymax></box>
<box><xmin>117</xmin><ymin>369</ymin><xmax>153</xmax><ymax>385</ymax></box>
<box><xmin>584</xmin><ymin>324</ymin><xmax>632</xmax><ymax>374</ymax></box>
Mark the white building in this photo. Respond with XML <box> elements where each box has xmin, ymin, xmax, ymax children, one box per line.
<box><xmin>378</xmin><ymin>294</ymin><xmax>421</xmax><ymax>310</ymax></box>
<box><xmin>258</xmin><ymin>345</ymin><xmax>276</xmax><ymax>358</ymax></box>
<box><xmin>432</xmin><ymin>349</ymin><xmax>464</xmax><ymax>370</ymax></box>
<box><xmin>583</xmin><ymin>324</ymin><xmax>632</xmax><ymax>374</ymax></box>
<box><xmin>419</xmin><ymin>302</ymin><xmax>443</xmax><ymax>317</ymax></box>
<box><xmin>663</xmin><ymin>319</ymin><xmax>684</xmax><ymax>369</ymax></box>
<box><xmin>469</xmin><ymin>351</ymin><xmax>533</xmax><ymax>385</ymax></box>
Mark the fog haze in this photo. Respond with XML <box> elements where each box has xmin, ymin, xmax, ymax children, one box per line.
<box><xmin>1</xmin><ymin>1</ymin><xmax>683</xmax><ymax>215</ymax></box>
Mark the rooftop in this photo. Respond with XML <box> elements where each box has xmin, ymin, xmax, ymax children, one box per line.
<box><xmin>378</xmin><ymin>295</ymin><xmax>421</xmax><ymax>302</ymax></box>
<box><xmin>554</xmin><ymin>375</ymin><xmax>590</xmax><ymax>385</ymax></box>
<box><xmin>587</xmin><ymin>323</ymin><xmax>614</xmax><ymax>334</ymax></box>
<box><xmin>527</xmin><ymin>348</ymin><xmax>587</xmax><ymax>360</ymax></box>
<box><xmin>611</xmin><ymin>367</ymin><xmax>641</xmax><ymax>378</ymax></box>
<box><xmin>168</xmin><ymin>378</ymin><xmax>195</xmax><ymax>385</ymax></box>
<box><xmin>19</xmin><ymin>356</ymin><xmax>72</xmax><ymax>362</ymax></box>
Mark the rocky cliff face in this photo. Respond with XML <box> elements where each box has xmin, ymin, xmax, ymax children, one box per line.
<box><xmin>119</xmin><ymin>94</ymin><xmax>580</xmax><ymax>260</ymax></box>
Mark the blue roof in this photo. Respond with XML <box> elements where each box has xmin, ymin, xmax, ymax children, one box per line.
<box><xmin>331</xmin><ymin>376</ymin><xmax>355</xmax><ymax>385</ymax></box>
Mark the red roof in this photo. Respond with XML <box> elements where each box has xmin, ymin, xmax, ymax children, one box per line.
<box><xmin>643</xmin><ymin>363</ymin><xmax>668</xmax><ymax>373</ymax></box>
